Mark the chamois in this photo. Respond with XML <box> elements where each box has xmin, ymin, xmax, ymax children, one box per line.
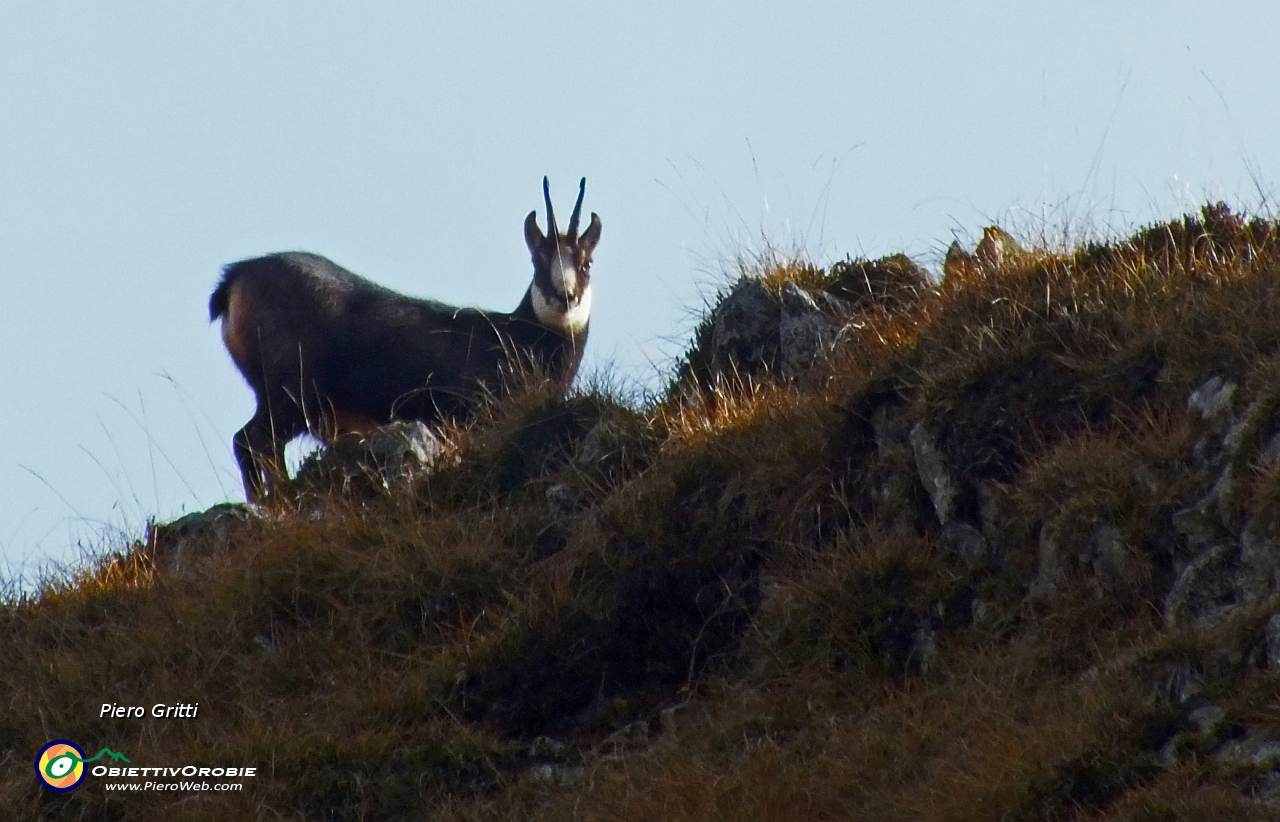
<box><xmin>210</xmin><ymin>177</ymin><xmax>601</xmax><ymax>502</ymax></box>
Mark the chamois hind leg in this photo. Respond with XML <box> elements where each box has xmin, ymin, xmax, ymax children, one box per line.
<box><xmin>233</xmin><ymin>403</ymin><xmax>306</xmax><ymax>504</ymax></box>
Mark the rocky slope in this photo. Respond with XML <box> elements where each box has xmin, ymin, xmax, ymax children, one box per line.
<box><xmin>6</xmin><ymin>204</ymin><xmax>1280</xmax><ymax>820</ymax></box>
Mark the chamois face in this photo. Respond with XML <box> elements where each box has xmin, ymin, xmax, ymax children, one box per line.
<box><xmin>525</xmin><ymin>177</ymin><xmax>601</xmax><ymax>337</ymax></box>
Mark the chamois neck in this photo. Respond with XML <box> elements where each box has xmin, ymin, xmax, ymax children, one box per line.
<box><xmin>513</xmin><ymin>287</ymin><xmax>540</xmax><ymax>322</ymax></box>
<box><xmin>515</xmin><ymin>284</ymin><xmax>591</xmax><ymax>339</ymax></box>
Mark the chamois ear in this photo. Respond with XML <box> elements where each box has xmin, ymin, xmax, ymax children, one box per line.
<box><xmin>579</xmin><ymin>213</ymin><xmax>602</xmax><ymax>255</ymax></box>
<box><xmin>524</xmin><ymin>210</ymin><xmax>544</xmax><ymax>253</ymax></box>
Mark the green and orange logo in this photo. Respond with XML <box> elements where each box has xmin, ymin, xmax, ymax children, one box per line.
<box><xmin>35</xmin><ymin>740</ymin><xmax>130</xmax><ymax>792</ymax></box>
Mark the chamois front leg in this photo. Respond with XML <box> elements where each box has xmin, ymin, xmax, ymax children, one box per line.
<box><xmin>233</xmin><ymin>407</ymin><xmax>298</xmax><ymax>504</ymax></box>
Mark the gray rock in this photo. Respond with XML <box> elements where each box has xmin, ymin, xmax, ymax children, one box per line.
<box><xmin>1267</xmin><ymin>614</ymin><xmax>1280</xmax><ymax>669</ymax></box>
<box><xmin>1254</xmin><ymin>430</ymin><xmax>1280</xmax><ymax>466</ymax></box>
<box><xmin>1164</xmin><ymin>506</ymin><xmax>1280</xmax><ymax>627</ymax></box>
<box><xmin>1188</xmin><ymin>376</ymin><xmax>1237</xmax><ymax>420</ymax></box>
<box><xmin>299</xmin><ymin>420</ymin><xmax>444</xmax><ymax>495</ymax></box>
<box><xmin>1238</xmin><ymin>516</ymin><xmax>1280</xmax><ymax>607</ymax></box>
<box><xmin>779</xmin><ymin>281</ymin><xmax>838</xmax><ymax>376</ymax></box>
<box><xmin>151</xmin><ymin>502</ymin><xmax>257</xmax><ymax>547</ymax></box>
<box><xmin>1208</xmin><ymin>464</ymin><xmax>1239</xmax><ymax>528</ymax></box>
<box><xmin>1164</xmin><ymin>543</ymin><xmax>1235</xmax><ymax>627</ymax></box>
<box><xmin>357</xmin><ymin>421</ymin><xmax>444</xmax><ymax>487</ymax></box>
<box><xmin>780</xmin><ymin>278</ymin><xmax>820</xmax><ymax>315</ymax></box>
<box><xmin>1223</xmin><ymin>397</ymin><xmax>1279</xmax><ymax>460</ymax></box>
<box><xmin>910</xmin><ymin>422</ymin><xmax>956</xmax><ymax>526</ymax></box>
<box><xmin>944</xmin><ymin>522</ymin><xmax>989</xmax><ymax>562</ymax></box>
<box><xmin>1214</xmin><ymin>729</ymin><xmax>1280</xmax><ymax>771</ymax></box>
<box><xmin>148</xmin><ymin>503</ymin><xmax>260</xmax><ymax>577</ymax></box>
<box><xmin>707</xmin><ymin>278</ymin><xmax>781</xmax><ymax>380</ymax></box>
<box><xmin>1256</xmin><ymin>743</ymin><xmax>1280</xmax><ymax>771</ymax></box>
<box><xmin>1187</xmin><ymin>703</ymin><xmax>1227</xmax><ymax>738</ymax></box>
<box><xmin>700</xmin><ymin>277</ymin><xmax>846</xmax><ymax>383</ymax></box>
<box><xmin>1223</xmin><ymin>411</ymin><xmax>1254</xmax><ymax>458</ymax></box>
<box><xmin>1187</xmin><ymin>379</ymin><xmax>1244</xmax><ymax>477</ymax></box>
<box><xmin>1260</xmin><ymin>431</ymin><xmax>1280</xmax><ymax>468</ymax></box>
<box><xmin>1190</xmin><ymin>435</ymin><xmax>1220</xmax><ymax>476</ymax></box>
<box><xmin>814</xmin><ymin>290</ymin><xmax>853</xmax><ymax>317</ymax></box>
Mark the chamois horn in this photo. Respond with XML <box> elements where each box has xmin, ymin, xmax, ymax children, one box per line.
<box><xmin>568</xmin><ymin>177</ymin><xmax>587</xmax><ymax>239</ymax></box>
<box><xmin>542</xmin><ymin>176</ymin><xmax>558</xmax><ymax>236</ymax></box>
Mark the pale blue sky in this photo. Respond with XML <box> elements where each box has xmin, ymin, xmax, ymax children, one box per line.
<box><xmin>2</xmin><ymin>1</ymin><xmax>1277</xmax><ymax>581</ymax></box>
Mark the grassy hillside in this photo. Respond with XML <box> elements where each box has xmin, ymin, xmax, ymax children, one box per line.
<box><xmin>8</xmin><ymin>204</ymin><xmax>1280</xmax><ymax>820</ymax></box>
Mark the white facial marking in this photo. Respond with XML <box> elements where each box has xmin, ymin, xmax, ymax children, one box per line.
<box><xmin>549</xmin><ymin>254</ymin><xmax>576</xmax><ymax>300</ymax></box>
<box><xmin>562</xmin><ymin>283</ymin><xmax>591</xmax><ymax>333</ymax></box>
<box><xmin>533</xmin><ymin>281</ymin><xmax>592</xmax><ymax>335</ymax></box>
<box><xmin>531</xmin><ymin>281</ymin><xmax>556</xmax><ymax>325</ymax></box>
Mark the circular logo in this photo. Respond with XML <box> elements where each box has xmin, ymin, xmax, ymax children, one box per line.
<box><xmin>35</xmin><ymin>740</ymin><xmax>87</xmax><ymax>792</ymax></box>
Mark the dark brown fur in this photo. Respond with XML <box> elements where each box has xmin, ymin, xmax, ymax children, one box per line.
<box><xmin>211</xmin><ymin>180</ymin><xmax>600</xmax><ymax>501</ymax></box>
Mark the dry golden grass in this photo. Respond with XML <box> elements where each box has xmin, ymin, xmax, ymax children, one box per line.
<box><xmin>8</xmin><ymin>203</ymin><xmax>1280</xmax><ymax>820</ymax></box>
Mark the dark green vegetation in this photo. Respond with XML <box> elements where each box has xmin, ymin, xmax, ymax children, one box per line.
<box><xmin>8</xmin><ymin>204</ymin><xmax>1280</xmax><ymax>819</ymax></box>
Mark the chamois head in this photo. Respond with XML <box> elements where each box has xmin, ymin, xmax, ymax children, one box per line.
<box><xmin>525</xmin><ymin>177</ymin><xmax>601</xmax><ymax>337</ymax></box>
